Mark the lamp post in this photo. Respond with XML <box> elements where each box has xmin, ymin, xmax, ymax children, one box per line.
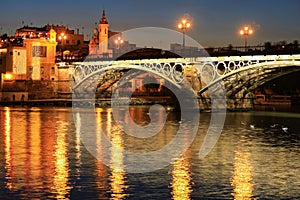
<box><xmin>58</xmin><ymin>32</ymin><xmax>67</xmax><ymax>61</ymax></box>
<box><xmin>114</xmin><ymin>36</ymin><xmax>124</xmax><ymax>57</ymax></box>
<box><xmin>239</xmin><ymin>26</ymin><xmax>253</xmax><ymax>52</ymax></box>
<box><xmin>177</xmin><ymin>18</ymin><xmax>191</xmax><ymax>49</ymax></box>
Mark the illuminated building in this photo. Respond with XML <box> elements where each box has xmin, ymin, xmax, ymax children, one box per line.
<box><xmin>0</xmin><ymin>28</ymin><xmax>57</xmax><ymax>100</ymax></box>
<box><xmin>89</xmin><ymin>10</ymin><xmax>114</xmax><ymax>58</ymax></box>
<box><xmin>88</xmin><ymin>10</ymin><xmax>136</xmax><ymax>58</ymax></box>
<box><xmin>16</xmin><ymin>25</ymin><xmax>84</xmax><ymax>47</ymax></box>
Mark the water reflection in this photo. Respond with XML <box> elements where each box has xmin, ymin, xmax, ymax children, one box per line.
<box><xmin>171</xmin><ymin>151</ymin><xmax>192</xmax><ymax>200</ymax></box>
<box><xmin>29</xmin><ymin>108</ymin><xmax>42</xmax><ymax>191</ymax></box>
<box><xmin>231</xmin><ymin>138</ymin><xmax>254</xmax><ymax>199</ymax></box>
<box><xmin>75</xmin><ymin>112</ymin><xmax>82</xmax><ymax>175</ymax></box>
<box><xmin>54</xmin><ymin>121</ymin><xmax>71</xmax><ymax>199</ymax></box>
<box><xmin>96</xmin><ymin>108</ymin><xmax>127</xmax><ymax>199</ymax></box>
<box><xmin>109</xmin><ymin>128</ymin><xmax>127</xmax><ymax>199</ymax></box>
<box><xmin>95</xmin><ymin>109</ymin><xmax>109</xmax><ymax>199</ymax></box>
<box><xmin>1</xmin><ymin>108</ymin><xmax>73</xmax><ymax>198</ymax></box>
<box><xmin>4</xmin><ymin>107</ymin><xmax>12</xmax><ymax>190</ymax></box>
<box><xmin>0</xmin><ymin>107</ymin><xmax>299</xmax><ymax>199</ymax></box>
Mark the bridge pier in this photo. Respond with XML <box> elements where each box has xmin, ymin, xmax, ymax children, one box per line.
<box><xmin>226</xmin><ymin>97</ymin><xmax>254</xmax><ymax>111</ymax></box>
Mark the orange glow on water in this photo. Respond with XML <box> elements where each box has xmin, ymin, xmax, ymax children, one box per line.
<box><xmin>53</xmin><ymin>121</ymin><xmax>71</xmax><ymax>199</ymax></box>
<box><xmin>109</xmin><ymin>111</ymin><xmax>127</xmax><ymax>200</ymax></box>
<box><xmin>4</xmin><ymin>107</ymin><xmax>12</xmax><ymax>190</ymax></box>
<box><xmin>171</xmin><ymin>152</ymin><xmax>192</xmax><ymax>200</ymax></box>
<box><xmin>231</xmin><ymin>144</ymin><xmax>254</xmax><ymax>200</ymax></box>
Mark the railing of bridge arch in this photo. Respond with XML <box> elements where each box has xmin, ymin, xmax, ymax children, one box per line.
<box><xmin>72</xmin><ymin>58</ymin><xmax>189</xmax><ymax>89</ymax></box>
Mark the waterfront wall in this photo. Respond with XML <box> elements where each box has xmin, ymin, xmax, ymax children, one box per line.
<box><xmin>0</xmin><ymin>79</ymin><xmax>72</xmax><ymax>101</ymax></box>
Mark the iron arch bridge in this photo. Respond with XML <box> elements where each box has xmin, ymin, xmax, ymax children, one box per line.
<box><xmin>71</xmin><ymin>54</ymin><xmax>300</xmax><ymax>98</ymax></box>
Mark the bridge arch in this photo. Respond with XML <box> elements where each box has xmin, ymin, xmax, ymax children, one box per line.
<box><xmin>72</xmin><ymin>59</ymin><xmax>188</xmax><ymax>92</ymax></box>
<box><xmin>198</xmin><ymin>60</ymin><xmax>300</xmax><ymax>97</ymax></box>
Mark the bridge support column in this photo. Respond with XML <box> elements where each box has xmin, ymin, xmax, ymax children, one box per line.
<box><xmin>226</xmin><ymin>92</ymin><xmax>254</xmax><ymax>111</ymax></box>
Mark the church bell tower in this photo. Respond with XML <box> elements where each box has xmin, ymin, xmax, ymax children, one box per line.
<box><xmin>98</xmin><ymin>10</ymin><xmax>109</xmax><ymax>53</ymax></box>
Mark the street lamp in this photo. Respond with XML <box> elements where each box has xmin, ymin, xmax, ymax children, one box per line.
<box><xmin>177</xmin><ymin>18</ymin><xmax>191</xmax><ymax>49</ymax></box>
<box><xmin>58</xmin><ymin>32</ymin><xmax>67</xmax><ymax>61</ymax></box>
<box><xmin>239</xmin><ymin>26</ymin><xmax>253</xmax><ymax>52</ymax></box>
<box><xmin>114</xmin><ymin>36</ymin><xmax>124</xmax><ymax>57</ymax></box>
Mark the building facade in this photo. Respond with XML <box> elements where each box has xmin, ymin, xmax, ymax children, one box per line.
<box><xmin>0</xmin><ymin>28</ymin><xmax>58</xmax><ymax>100</ymax></box>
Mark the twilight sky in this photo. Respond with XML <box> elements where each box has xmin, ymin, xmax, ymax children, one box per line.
<box><xmin>1</xmin><ymin>0</ymin><xmax>300</xmax><ymax>47</ymax></box>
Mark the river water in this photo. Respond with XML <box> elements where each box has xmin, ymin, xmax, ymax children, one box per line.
<box><xmin>0</xmin><ymin>106</ymin><xmax>299</xmax><ymax>199</ymax></box>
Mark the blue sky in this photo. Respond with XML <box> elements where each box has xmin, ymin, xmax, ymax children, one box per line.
<box><xmin>1</xmin><ymin>0</ymin><xmax>300</xmax><ymax>47</ymax></box>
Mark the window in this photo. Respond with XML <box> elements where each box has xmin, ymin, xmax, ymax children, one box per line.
<box><xmin>51</xmin><ymin>67</ymin><xmax>55</xmax><ymax>74</ymax></box>
<box><xmin>51</xmin><ymin>78</ymin><xmax>55</xmax><ymax>81</ymax></box>
<box><xmin>18</xmin><ymin>52</ymin><xmax>20</xmax><ymax>56</ymax></box>
<box><xmin>40</xmin><ymin>66</ymin><xmax>44</xmax><ymax>74</ymax></box>
<box><xmin>32</xmin><ymin>46</ymin><xmax>47</xmax><ymax>57</ymax></box>
<box><xmin>77</xmin><ymin>40</ymin><xmax>81</xmax><ymax>45</ymax></box>
<box><xmin>29</xmin><ymin>66</ymin><xmax>33</xmax><ymax>74</ymax></box>
<box><xmin>10</xmin><ymin>52</ymin><xmax>13</xmax><ymax>56</ymax></box>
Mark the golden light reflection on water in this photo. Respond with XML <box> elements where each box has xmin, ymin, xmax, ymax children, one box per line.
<box><xmin>94</xmin><ymin>108</ymin><xmax>128</xmax><ymax>199</ymax></box>
<box><xmin>53</xmin><ymin>121</ymin><xmax>71</xmax><ymax>200</ymax></box>
<box><xmin>95</xmin><ymin>109</ymin><xmax>109</xmax><ymax>198</ymax></box>
<box><xmin>171</xmin><ymin>151</ymin><xmax>192</xmax><ymax>200</ymax></box>
<box><xmin>4</xmin><ymin>107</ymin><xmax>12</xmax><ymax>190</ymax></box>
<box><xmin>75</xmin><ymin>112</ymin><xmax>82</xmax><ymax>176</ymax></box>
<box><xmin>231</xmin><ymin>142</ymin><xmax>254</xmax><ymax>200</ymax></box>
<box><xmin>108</xmin><ymin>110</ymin><xmax>128</xmax><ymax>200</ymax></box>
<box><xmin>29</xmin><ymin>109</ymin><xmax>41</xmax><ymax>188</ymax></box>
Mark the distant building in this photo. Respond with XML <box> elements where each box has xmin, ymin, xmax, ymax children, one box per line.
<box><xmin>89</xmin><ymin>10</ymin><xmax>137</xmax><ymax>58</ymax></box>
<box><xmin>15</xmin><ymin>25</ymin><xmax>84</xmax><ymax>47</ymax></box>
<box><xmin>15</xmin><ymin>26</ymin><xmax>48</xmax><ymax>38</ymax></box>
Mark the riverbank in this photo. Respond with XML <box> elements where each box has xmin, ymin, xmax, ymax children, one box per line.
<box><xmin>0</xmin><ymin>96</ymin><xmax>174</xmax><ymax>107</ymax></box>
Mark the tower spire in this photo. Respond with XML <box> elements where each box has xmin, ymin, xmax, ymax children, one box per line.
<box><xmin>100</xmin><ymin>10</ymin><xmax>108</xmax><ymax>24</ymax></box>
